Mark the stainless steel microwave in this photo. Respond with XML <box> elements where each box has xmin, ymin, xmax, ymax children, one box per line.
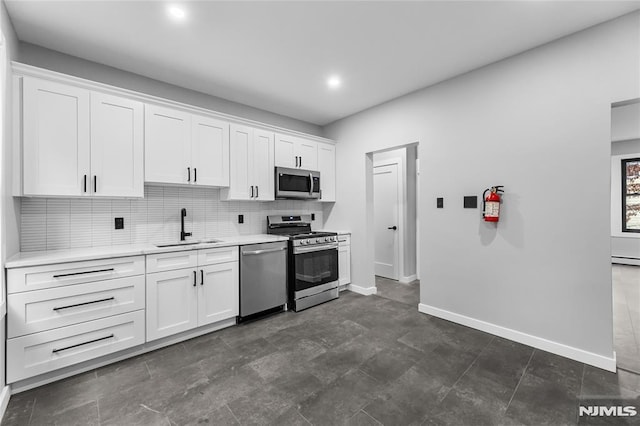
<box><xmin>275</xmin><ymin>167</ymin><xmax>320</xmax><ymax>199</ymax></box>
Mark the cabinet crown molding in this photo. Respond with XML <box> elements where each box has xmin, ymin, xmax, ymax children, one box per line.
<box><xmin>11</xmin><ymin>62</ymin><xmax>335</xmax><ymax>145</ymax></box>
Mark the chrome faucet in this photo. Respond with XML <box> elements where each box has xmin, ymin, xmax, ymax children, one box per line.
<box><xmin>180</xmin><ymin>208</ymin><xmax>192</xmax><ymax>241</ymax></box>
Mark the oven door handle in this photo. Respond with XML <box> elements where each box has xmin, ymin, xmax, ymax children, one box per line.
<box><xmin>242</xmin><ymin>247</ymin><xmax>287</xmax><ymax>256</ymax></box>
<box><xmin>294</xmin><ymin>243</ymin><xmax>338</xmax><ymax>254</ymax></box>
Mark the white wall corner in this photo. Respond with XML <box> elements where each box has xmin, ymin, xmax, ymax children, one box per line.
<box><xmin>0</xmin><ymin>385</ymin><xmax>11</xmax><ymax>423</ymax></box>
<box><xmin>399</xmin><ymin>274</ymin><xmax>417</xmax><ymax>284</ymax></box>
<box><xmin>418</xmin><ymin>303</ymin><xmax>617</xmax><ymax>372</ymax></box>
<box><xmin>348</xmin><ymin>284</ymin><xmax>377</xmax><ymax>296</ymax></box>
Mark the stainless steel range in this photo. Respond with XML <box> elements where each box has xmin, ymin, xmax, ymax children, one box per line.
<box><xmin>267</xmin><ymin>215</ymin><xmax>339</xmax><ymax>311</ymax></box>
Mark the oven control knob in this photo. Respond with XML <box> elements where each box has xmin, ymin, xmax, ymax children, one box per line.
<box><xmin>325</xmin><ymin>237</ymin><xmax>331</xmax><ymax>242</ymax></box>
<box><xmin>301</xmin><ymin>240</ymin><xmax>307</xmax><ymax>245</ymax></box>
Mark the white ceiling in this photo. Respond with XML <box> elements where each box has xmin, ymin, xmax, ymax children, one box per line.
<box><xmin>5</xmin><ymin>1</ymin><xmax>640</xmax><ymax>126</ymax></box>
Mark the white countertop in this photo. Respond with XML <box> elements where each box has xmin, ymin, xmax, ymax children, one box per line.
<box><xmin>5</xmin><ymin>234</ymin><xmax>289</xmax><ymax>269</ymax></box>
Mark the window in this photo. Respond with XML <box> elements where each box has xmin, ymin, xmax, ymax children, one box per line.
<box><xmin>622</xmin><ymin>158</ymin><xmax>640</xmax><ymax>232</ymax></box>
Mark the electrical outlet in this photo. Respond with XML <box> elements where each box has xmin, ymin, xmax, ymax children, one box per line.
<box><xmin>115</xmin><ymin>217</ymin><xmax>124</xmax><ymax>229</ymax></box>
<box><xmin>238</xmin><ymin>214</ymin><xmax>244</xmax><ymax>224</ymax></box>
<box><xmin>463</xmin><ymin>196</ymin><xmax>478</xmax><ymax>209</ymax></box>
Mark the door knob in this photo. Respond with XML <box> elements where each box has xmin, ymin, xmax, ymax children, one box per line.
<box><xmin>388</xmin><ymin>226</ymin><xmax>397</xmax><ymax>230</ymax></box>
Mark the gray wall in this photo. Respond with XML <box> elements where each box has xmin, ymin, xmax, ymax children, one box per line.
<box><xmin>17</xmin><ymin>42</ymin><xmax>323</xmax><ymax>137</ymax></box>
<box><xmin>324</xmin><ymin>12</ymin><xmax>640</xmax><ymax>360</ymax></box>
<box><xmin>611</xmin><ymin>138</ymin><xmax>640</xmax><ymax>259</ymax></box>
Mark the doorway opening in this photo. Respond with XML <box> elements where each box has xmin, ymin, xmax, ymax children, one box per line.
<box><xmin>367</xmin><ymin>143</ymin><xmax>419</xmax><ymax>306</ymax></box>
<box><xmin>610</xmin><ymin>99</ymin><xmax>640</xmax><ymax>374</ymax></box>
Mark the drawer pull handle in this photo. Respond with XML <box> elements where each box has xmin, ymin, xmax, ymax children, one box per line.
<box><xmin>53</xmin><ymin>268</ymin><xmax>115</xmax><ymax>278</ymax></box>
<box><xmin>52</xmin><ymin>334</ymin><xmax>115</xmax><ymax>353</ymax></box>
<box><xmin>53</xmin><ymin>297</ymin><xmax>115</xmax><ymax>311</ymax></box>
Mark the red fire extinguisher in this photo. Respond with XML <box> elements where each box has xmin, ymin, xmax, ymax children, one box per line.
<box><xmin>482</xmin><ymin>186</ymin><xmax>504</xmax><ymax>222</ymax></box>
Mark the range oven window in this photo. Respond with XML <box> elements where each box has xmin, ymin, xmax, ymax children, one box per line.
<box><xmin>278</xmin><ymin>174</ymin><xmax>320</xmax><ymax>194</ymax></box>
<box><xmin>294</xmin><ymin>248</ymin><xmax>338</xmax><ymax>292</ymax></box>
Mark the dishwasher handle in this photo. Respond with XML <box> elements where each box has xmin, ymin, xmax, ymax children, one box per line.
<box><xmin>242</xmin><ymin>246</ymin><xmax>287</xmax><ymax>256</ymax></box>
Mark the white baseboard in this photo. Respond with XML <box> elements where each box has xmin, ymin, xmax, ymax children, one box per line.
<box><xmin>348</xmin><ymin>284</ymin><xmax>377</xmax><ymax>296</ymax></box>
<box><xmin>418</xmin><ymin>303</ymin><xmax>617</xmax><ymax>372</ymax></box>
<box><xmin>0</xmin><ymin>385</ymin><xmax>10</xmax><ymax>422</ymax></box>
<box><xmin>399</xmin><ymin>274</ymin><xmax>417</xmax><ymax>284</ymax></box>
<box><xmin>612</xmin><ymin>256</ymin><xmax>640</xmax><ymax>266</ymax></box>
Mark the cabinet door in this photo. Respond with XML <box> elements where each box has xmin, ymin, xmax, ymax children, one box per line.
<box><xmin>90</xmin><ymin>92</ymin><xmax>144</xmax><ymax>197</ymax></box>
<box><xmin>251</xmin><ymin>129</ymin><xmax>275</xmax><ymax>201</ymax></box>
<box><xmin>338</xmin><ymin>245</ymin><xmax>351</xmax><ymax>286</ymax></box>
<box><xmin>295</xmin><ymin>138</ymin><xmax>318</xmax><ymax>170</ymax></box>
<box><xmin>226</xmin><ymin>124</ymin><xmax>252</xmax><ymax>200</ymax></box>
<box><xmin>317</xmin><ymin>142</ymin><xmax>336</xmax><ymax>202</ymax></box>
<box><xmin>274</xmin><ymin>134</ymin><xmax>297</xmax><ymax>168</ymax></box>
<box><xmin>23</xmin><ymin>77</ymin><xmax>90</xmax><ymax>196</ymax></box>
<box><xmin>192</xmin><ymin>115</ymin><xmax>229</xmax><ymax>187</ymax></box>
<box><xmin>197</xmin><ymin>262</ymin><xmax>239</xmax><ymax>326</ymax></box>
<box><xmin>145</xmin><ymin>105</ymin><xmax>191</xmax><ymax>185</ymax></box>
<box><xmin>146</xmin><ymin>269</ymin><xmax>198</xmax><ymax>341</ymax></box>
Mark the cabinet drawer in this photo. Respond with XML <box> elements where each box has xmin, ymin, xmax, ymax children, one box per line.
<box><xmin>7</xmin><ymin>256</ymin><xmax>145</xmax><ymax>294</ymax></box>
<box><xmin>338</xmin><ymin>235</ymin><xmax>350</xmax><ymax>246</ymax></box>
<box><xmin>146</xmin><ymin>251</ymin><xmax>198</xmax><ymax>273</ymax></box>
<box><xmin>8</xmin><ymin>276</ymin><xmax>145</xmax><ymax>338</ymax></box>
<box><xmin>7</xmin><ymin>310</ymin><xmax>145</xmax><ymax>383</ymax></box>
<box><xmin>198</xmin><ymin>246</ymin><xmax>238</xmax><ymax>266</ymax></box>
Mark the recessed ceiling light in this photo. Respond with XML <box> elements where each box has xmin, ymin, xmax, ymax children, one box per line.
<box><xmin>327</xmin><ymin>75</ymin><xmax>342</xmax><ymax>90</ymax></box>
<box><xmin>167</xmin><ymin>5</ymin><xmax>187</xmax><ymax>21</ymax></box>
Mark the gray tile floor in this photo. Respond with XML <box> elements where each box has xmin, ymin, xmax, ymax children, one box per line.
<box><xmin>613</xmin><ymin>265</ymin><xmax>640</xmax><ymax>374</ymax></box>
<box><xmin>3</xmin><ymin>282</ymin><xmax>640</xmax><ymax>426</ymax></box>
<box><xmin>375</xmin><ymin>276</ymin><xmax>420</xmax><ymax>307</ymax></box>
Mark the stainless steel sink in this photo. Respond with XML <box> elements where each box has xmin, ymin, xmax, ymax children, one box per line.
<box><xmin>198</xmin><ymin>239</ymin><xmax>222</xmax><ymax>244</ymax></box>
<box><xmin>154</xmin><ymin>239</ymin><xmax>222</xmax><ymax>248</ymax></box>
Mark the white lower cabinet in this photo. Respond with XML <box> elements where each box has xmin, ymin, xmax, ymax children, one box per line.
<box><xmin>6</xmin><ymin>256</ymin><xmax>146</xmax><ymax>384</ymax></box>
<box><xmin>7</xmin><ymin>311</ymin><xmax>145</xmax><ymax>383</ymax></box>
<box><xmin>146</xmin><ymin>246</ymin><xmax>239</xmax><ymax>342</ymax></box>
<box><xmin>199</xmin><ymin>262</ymin><xmax>239</xmax><ymax>326</ymax></box>
<box><xmin>338</xmin><ymin>234</ymin><xmax>351</xmax><ymax>287</ymax></box>
<box><xmin>146</xmin><ymin>268</ymin><xmax>199</xmax><ymax>341</ymax></box>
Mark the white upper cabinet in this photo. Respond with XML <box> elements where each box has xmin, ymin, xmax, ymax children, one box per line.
<box><xmin>225</xmin><ymin>124</ymin><xmax>252</xmax><ymax>200</ymax></box>
<box><xmin>192</xmin><ymin>115</ymin><xmax>229</xmax><ymax>187</ymax></box>
<box><xmin>251</xmin><ymin>129</ymin><xmax>275</xmax><ymax>201</ymax></box>
<box><xmin>22</xmin><ymin>77</ymin><xmax>143</xmax><ymax>197</ymax></box>
<box><xmin>145</xmin><ymin>105</ymin><xmax>229</xmax><ymax>187</ymax></box>
<box><xmin>275</xmin><ymin>134</ymin><xmax>318</xmax><ymax>170</ymax></box>
<box><xmin>90</xmin><ymin>93</ymin><xmax>144</xmax><ymax>197</ymax></box>
<box><xmin>317</xmin><ymin>142</ymin><xmax>336</xmax><ymax>202</ymax></box>
<box><xmin>223</xmin><ymin>124</ymin><xmax>274</xmax><ymax>201</ymax></box>
<box><xmin>23</xmin><ymin>77</ymin><xmax>90</xmax><ymax>196</ymax></box>
<box><xmin>145</xmin><ymin>105</ymin><xmax>191</xmax><ymax>185</ymax></box>
<box><xmin>274</xmin><ymin>134</ymin><xmax>296</xmax><ymax>168</ymax></box>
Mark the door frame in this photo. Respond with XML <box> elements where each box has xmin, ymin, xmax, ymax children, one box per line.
<box><xmin>373</xmin><ymin>157</ymin><xmax>404</xmax><ymax>281</ymax></box>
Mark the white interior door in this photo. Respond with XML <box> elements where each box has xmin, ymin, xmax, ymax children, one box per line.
<box><xmin>374</xmin><ymin>163</ymin><xmax>400</xmax><ymax>280</ymax></box>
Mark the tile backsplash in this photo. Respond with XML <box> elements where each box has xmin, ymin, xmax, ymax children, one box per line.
<box><xmin>20</xmin><ymin>186</ymin><xmax>329</xmax><ymax>252</ymax></box>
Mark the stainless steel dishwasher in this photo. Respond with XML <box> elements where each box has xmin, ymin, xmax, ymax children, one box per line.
<box><xmin>239</xmin><ymin>241</ymin><xmax>288</xmax><ymax>320</ymax></box>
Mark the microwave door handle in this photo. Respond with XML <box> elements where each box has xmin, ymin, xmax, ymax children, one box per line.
<box><xmin>309</xmin><ymin>173</ymin><xmax>313</xmax><ymax>196</ymax></box>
